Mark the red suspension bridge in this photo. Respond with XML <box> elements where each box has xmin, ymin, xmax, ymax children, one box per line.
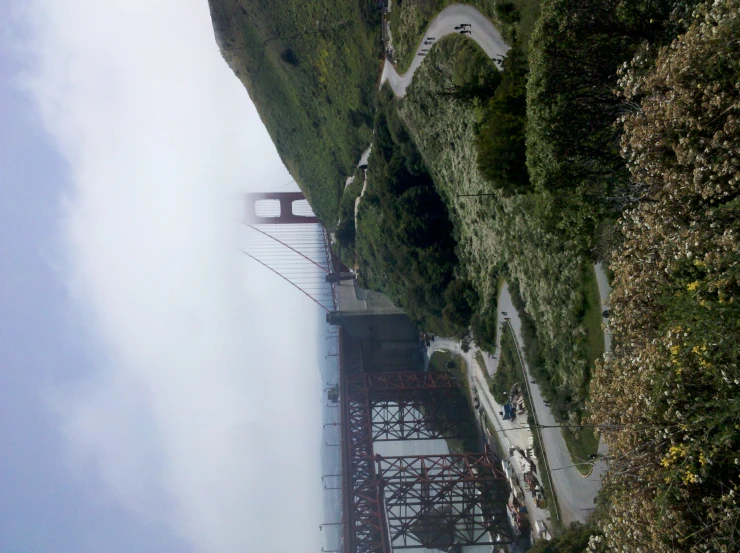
<box><xmin>242</xmin><ymin>191</ymin><xmax>514</xmax><ymax>553</ymax></box>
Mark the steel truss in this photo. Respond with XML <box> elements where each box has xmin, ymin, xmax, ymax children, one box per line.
<box><xmin>376</xmin><ymin>449</ymin><xmax>513</xmax><ymax>550</ymax></box>
<box><xmin>370</xmin><ymin>401</ymin><xmax>463</xmax><ymax>441</ymax></box>
<box><xmin>341</xmin><ymin>369</ymin><xmax>508</xmax><ymax>553</ymax></box>
<box><xmin>341</xmin><ymin>355</ymin><xmax>388</xmax><ymax>553</ymax></box>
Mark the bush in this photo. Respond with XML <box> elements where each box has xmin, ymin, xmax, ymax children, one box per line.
<box><xmin>476</xmin><ymin>43</ymin><xmax>529</xmax><ymax>194</ymax></box>
<box><xmin>279</xmin><ymin>48</ymin><xmax>299</xmax><ymax>65</ymax></box>
<box><xmin>591</xmin><ymin>2</ymin><xmax>740</xmax><ymax>549</ymax></box>
<box><xmin>442</xmin><ymin>279</ymin><xmax>480</xmax><ymax>329</ymax></box>
<box><xmin>356</xmin><ymin>90</ymin><xmax>462</xmax><ymax>334</ymax></box>
<box><xmin>470</xmin><ymin>307</ymin><xmax>498</xmax><ymax>353</ymax></box>
<box><xmin>495</xmin><ymin>1</ymin><xmax>521</xmax><ymax>24</ymax></box>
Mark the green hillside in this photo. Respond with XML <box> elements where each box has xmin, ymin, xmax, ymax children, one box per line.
<box><xmin>207</xmin><ymin>0</ymin><xmax>382</xmax><ymax>224</ymax></box>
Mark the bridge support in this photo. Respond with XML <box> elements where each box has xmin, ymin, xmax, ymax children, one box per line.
<box><xmin>244</xmin><ymin>191</ymin><xmax>319</xmax><ymax>224</ymax></box>
<box><xmin>341</xmin><ymin>369</ymin><xmax>512</xmax><ymax>553</ymax></box>
<box><xmin>376</xmin><ymin>449</ymin><xmax>512</xmax><ymax>550</ymax></box>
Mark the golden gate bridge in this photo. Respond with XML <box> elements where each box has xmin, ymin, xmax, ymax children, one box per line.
<box><xmin>243</xmin><ymin>191</ymin><xmax>515</xmax><ymax>553</ymax></box>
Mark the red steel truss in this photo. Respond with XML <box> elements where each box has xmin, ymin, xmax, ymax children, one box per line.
<box><xmin>376</xmin><ymin>448</ymin><xmax>513</xmax><ymax>550</ymax></box>
<box><xmin>340</xmin><ymin>365</ymin><xmax>512</xmax><ymax>553</ymax></box>
<box><xmin>340</xmin><ymin>362</ymin><xmax>388</xmax><ymax>553</ymax></box>
<box><xmin>370</xmin><ymin>400</ymin><xmax>467</xmax><ymax>441</ymax></box>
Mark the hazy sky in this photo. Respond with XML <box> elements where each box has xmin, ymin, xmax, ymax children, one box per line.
<box><xmin>1</xmin><ymin>1</ymin><xmax>325</xmax><ymax>551</ymax></box>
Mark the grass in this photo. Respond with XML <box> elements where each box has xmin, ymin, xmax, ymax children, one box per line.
<box><xmin>474</xmin><ymin>350</ymin><xmax>493</xmax><ymax>386</ymax></box>
<box><xmin>207</xmin><ymin>0</ymin><xmax>382</xmax><ymax>224</ymax></box>
<box><xmin>581</xmin><ymin>263</ymin><xmax>605</xmax><ymax>371</ymax></box>
<box><xmin>560</xmin><ymin>414</ymin><xmax>600</xmax><ymax>476</ymax></box>
<box><xmin>489</xmin><ymin>326</ymin><xmax>522</xmax><ymax>403</ymax></box>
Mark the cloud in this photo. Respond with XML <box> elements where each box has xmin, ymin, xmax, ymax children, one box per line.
<box><xmin>19</xmin><ymin>0</ymin><xmax>324</xmax><ymax>550</ymax></box>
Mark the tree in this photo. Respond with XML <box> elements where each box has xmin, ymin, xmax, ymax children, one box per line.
<box><xmin>279</xmin><ymin>48</ymin><xmax>299</xmax><ymax>65</ymax></box>
<box><xmin>442</xmin><ymin>279</ymin><xmax>480</xmax><ymax>329</ymax></box>
<box><xmin>476</xmin><ymin>43</ymin><xmax>529</xmax><ymax>194</ymax></box>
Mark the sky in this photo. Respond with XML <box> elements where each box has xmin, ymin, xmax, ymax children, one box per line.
<box><xmin>0</xmin><ymin>1</ymin><xmax>326</xmax><ymax>551</ymax></box>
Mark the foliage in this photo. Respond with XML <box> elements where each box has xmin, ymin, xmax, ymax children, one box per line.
<box><xmin>398</xmin><ymin>35</ymin><xmax>594</xmax><ymax>414</ymax></box>
<box><xmin>489</xmin><ymin>324</ymin><xmax>522</xmax><ymax>403</ymax></box>
<box><xmin>334</xmin><ymin>170</ymin><xmax>365</xmax><ymax>267</ymax></box>
<box><xmin>525</xmin><ymin>0</ymin><xmax>703</xmax><ymax>251</ymax></box>
<box><xmin>476</xmin><ymin>42</ymin><xmax>529</xmax><ymax>194</ymax></box>
<box><xmin>442</xmin><ymin>278</ymin><xmax>480</xmax><ymax>330</ymax></box>
<box><xmin>207</xmin><ymin>0</ymin><xmax>382</xmax><ymax>223</ymax></box>
<box><xmin>470</xmin><ymin>305</ymin><xmax>498</xmax><ymax>353</ymax></box>
<box><xmin>436</xmin><ymin>38</ymin><xmax>502</xmax><ymax>104</ymax></box>
<box><xmin>355</xmin><ymin>89</ymin><xmax>465</xmax><ymax>334</ymax></box>
<box><xmin>590</xmin><ymin>2</ymin><xmax>740</xmax><ymax>550</ymax></box>
<box><xmin>529</xmin><ymin>523</ymin><xmax>605</xmax><ymax>553</ymax></box>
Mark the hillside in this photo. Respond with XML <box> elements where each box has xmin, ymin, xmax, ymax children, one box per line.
<box><xmin>207</xmin><ymin>0</ymin><xmax>382</xmax><ymax>224</ymax></box>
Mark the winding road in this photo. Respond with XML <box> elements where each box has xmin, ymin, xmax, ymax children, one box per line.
<box><xmin>377</xmin><ymin>3</ymin><xmax>616</xmax><ymax>528</ymax></box>
<box><xmin>380</xmin><ymin>4</ymin><xmax>510</xmax><ymax>98</ymax></box>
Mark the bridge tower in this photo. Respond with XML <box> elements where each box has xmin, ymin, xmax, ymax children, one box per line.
<box><xmin>242</xmin><ymin>189</ymin><xmax>338</xmax><ymax>312</ymax></box>
<box><xmin>245</xmin><ymin>191</ymin><xmax>318</xmax><ymax>225</ymax></box>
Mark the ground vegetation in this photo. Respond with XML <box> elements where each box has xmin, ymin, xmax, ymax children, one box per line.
<box><xmin>207</xmin><ymin>0</ymin><xmax>382</xmax><ymax>223</ymax></box>
<box><xmin>354</xmin><ymin>89</ymin><xmax>472</xmax><ymax>335</ymax></box>
<box><xmin>590</xmin><ymin>2</ymin><xmax>740</xmax><ymax>550</ymax></box>
<box><xmin>489</xmin><ymin>324</ymin><xmax>522</xmax><ymax>403</ymax></box>
<box><xmin>526</xmin><ymin>0</ymin><xmax>704</xmax><ymax>251</ymax></box>
<box><xmin>397</xmin><ymin>35</ymin><xmax>596</xmax><ymax>420</ymax></box>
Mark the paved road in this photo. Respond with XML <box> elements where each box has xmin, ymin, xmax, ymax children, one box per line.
<box><xmin>428</xmin><ymin>275</ymin><xmax>611</xmax><ymax>526</ymax></box>
<box><xmin>380</xmin><ymin>4</ymin><xmax>509</xmax><ymax>98</ymax></box>
<box><xmin>495</xmin><ymin>284</ymin><xmax>607</xmax><ymax>525</ymax></box>
<box><xmin>426</xmin><ymin>338</ymin><xmax>552</xmax><ymax>540</ymax></box>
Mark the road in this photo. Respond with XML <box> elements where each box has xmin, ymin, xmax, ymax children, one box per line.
<box><xmin>378</xmin><ymin>2</ymin><xmax>614</xmax><ymax>528</ymax></box>
<box><xmin>495</xmin><ymin>283</ymin><xmax>606</xmax><ymax>526</ymax></box>
<box><xmin>380</xmin><ymin>4</ymin><xmax>509</xmax><ymax>98</ymax></box>
<box><xmin>426</xmin><ymin>337</ymin><xmax>551</xmax><ymax>541</ymax></box>
<box><xmin>428</xmin><ymin>273</ymin><xmax>611</xmax><ymax>526</ymax></box>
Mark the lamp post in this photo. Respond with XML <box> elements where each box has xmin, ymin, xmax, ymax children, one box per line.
<box><xmin>321</xmin><ymin>474</ymin><xmax>341</xmax><ymax>480</ymax></box>
<box><xmin>319</xmin><ymin>522</ymin><xmax>343</xmax><ymax>531</ymax></box>
<box><xmin>325</xmin><ymin>442</ymin><xmax>341</xmax><ymax>447</ymax></box>
<box><xmin>323</xmin><ymin>422</ymin><xmax>339</xmax><ymax>428</ymax></box>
